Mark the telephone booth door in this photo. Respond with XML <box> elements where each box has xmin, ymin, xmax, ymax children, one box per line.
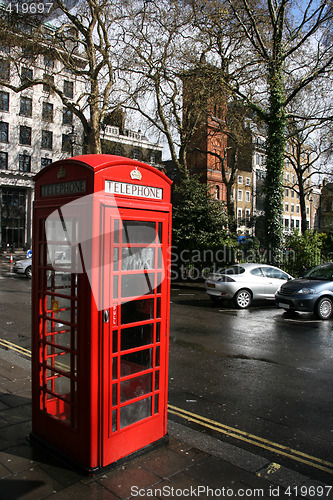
<box><xmin>100</xmin><ymin>207</ymin><xmax>170</xmax><ymax>465</ymax></box>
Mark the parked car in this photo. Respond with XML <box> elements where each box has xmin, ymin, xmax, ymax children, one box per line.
<box><xmin>13</xmin><ymin>257</ymin><xmax>32</xmax><ymax>278</ymax></box>
<box><xmin>275</xmin><ymin>262</ymin><xmax>333</xmax><ymax>320</ymax></box>
<box><xmin>205</xmin><ymin>263</ymin><xmax>293</xmax><ymax>308</ymax></box>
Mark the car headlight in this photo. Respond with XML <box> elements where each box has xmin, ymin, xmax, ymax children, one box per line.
<box><xmin>297</xmin><ymin>288</ymin><xmax>315</xmax><ymax>295</ymax></box>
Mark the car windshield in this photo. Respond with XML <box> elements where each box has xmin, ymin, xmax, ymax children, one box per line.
<box><xmin>304</xmin><ymin>264</ymin><xmax>333</xmax><ymax>281</ymax></box>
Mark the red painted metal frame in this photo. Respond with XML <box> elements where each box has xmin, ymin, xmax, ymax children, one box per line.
<box><xmin>32</xmin><ymin>155</ymin><xmax>172</xmax><ymax>471</ymax></box>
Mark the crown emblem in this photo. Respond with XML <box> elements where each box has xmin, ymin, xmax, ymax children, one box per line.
<box><xmin>130</xmin><ymin>167</ymin><xmax>142</xmax><ymax>180</ymax></box>
<box><xmin>57</xmin><ymin>166</ymin><xmax>67</xmax><ymax>179</ymax></box>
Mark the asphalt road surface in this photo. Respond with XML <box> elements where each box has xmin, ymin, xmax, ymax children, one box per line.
<box><xmin>169</xmin><ymin>286</ymin><xmax>333</xmax><ymax>484</ymax></box>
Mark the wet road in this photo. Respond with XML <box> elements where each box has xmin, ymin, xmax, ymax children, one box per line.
<box><xmin>0</xmin><ymin>263</ymin><xmax>332</xmax><ymax>483</ymax></box>
<box><xmin>168</xmin><ymin>286</ymin><xmax>333</xmax><ymax>483</ymax></box>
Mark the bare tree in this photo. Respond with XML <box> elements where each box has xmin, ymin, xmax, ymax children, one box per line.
<box><xmin>0</xmin><ymin>0</ymin><xmax>125</xmax><ymax>154</ymax></box>
<box><xmin>190</xmin><ymin>0</ymin><xmax>333</xmax><ymax>258</ymax></box>
<box><xmin>117</xmin><ymin>0</ymin><xmax>210</xmax><ymax>177</ymax></box>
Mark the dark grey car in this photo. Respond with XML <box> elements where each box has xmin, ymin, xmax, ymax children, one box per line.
<box><xmin>275</xmin><ymin>262</ymin><xmax>333</xmax><ymax>320</ymax></box>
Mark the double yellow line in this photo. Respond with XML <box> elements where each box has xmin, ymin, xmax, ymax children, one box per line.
<box><xmin>0</xmin><ymin>338</ymin><xmax>331</xmax><ymax>475</ymax></box>
<box><xmin>0</xmin><ymin>338</ymin><xmax>31</xmax><ymax>358</ymax></box>
<box><xmin>168</xmin><ymin>404</ymin><xmax>333</xmax><ymax>475</ymax></box>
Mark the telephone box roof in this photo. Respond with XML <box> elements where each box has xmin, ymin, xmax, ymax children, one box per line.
<box><xmin>34</xmin><ymin>154</ymin><xmax>172</xmax><ymax>185</ymax></box>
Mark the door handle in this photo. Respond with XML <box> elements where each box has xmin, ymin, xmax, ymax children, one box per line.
<box><xmin>103</xmin><ymin>310</ymin><xmax>109</xmax><ymax>323</ymax></box>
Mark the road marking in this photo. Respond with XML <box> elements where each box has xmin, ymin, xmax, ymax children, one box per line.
<box><xmin>1</xmin><ymin>339</ymin><xmax>331</xmax><ymax>475</ymax></box>
<box><xmin>168</xmin><ymin>404</ymin><xmax>333</xmax><ymax>475</ymax></box>
<box><xmin>0</xmin><ymin>339</ymin><xmax>31</xmax><ymax>358</ymax></box>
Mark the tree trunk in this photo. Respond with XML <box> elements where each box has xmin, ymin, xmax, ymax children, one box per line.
<box><xmin>264</xmin><ymin>64</ymin><xmax>286</xmax><ymax>262</ymax></box>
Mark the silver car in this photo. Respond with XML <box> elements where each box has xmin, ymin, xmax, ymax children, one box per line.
<box><xmin>205</xmin><ymin>263</ymin><xmax>293</xmax><ymax>308</ymax></box>
<box><xmin>13</xmin><ymin>257</ymin><xmax>32</xmax><ymax>278</ymax></box>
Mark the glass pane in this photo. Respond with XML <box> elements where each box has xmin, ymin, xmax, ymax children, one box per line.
<box><xmin>156</xmin><ymin>323</ymin><xmax>160</xmax><ymax>343</ymax></box>
<box><xmin>155</xmin><ymin>370</ymin><xmax>159</xmax><ymax>390</ymax></box>
<box><xmin>121</xmin><ymin>299</ymin><xmax>154</xmax><ymax>325</ymax></box>
<box><xmin>113</xmin><ymin>247</ymin><xmax>119</xmax><ymax>271</ymax></box>
<box><xmin>113</xmin><ymin>275</ymin><xmax>118</xmax><ymax>299</ymax></box>
<box><xmin>114</xmin><ymin>219</ymin><xmax>119</xmax><ymax>243</ymax></box>
<box><xmin>46</xmin><ymin>347</ymin><xmax>71</xmax><ymax>374</ymax></box>
<box><xmin>121</xmin><ymin>349</ymin><xmax>153</xmax><ymax>376</ymax></box>
<box><xmin>122</xmin><ymin>221</ymin><xmax>156</xmax><ymax>244</ymax></box>
<box><xmin>122</xmin><ymin>247</ymin><xmax>155</xmax><ymax>271</ymax></box>
<box><xmin>121</xmin><ymin>324</ymin><xmax>154</xmax><ymax>351</ymax></box>
<box><xmin>112</xmin><ymin>357</ymin><xmax>118</xmax><ymax>379</ymax></box>
<box><xmin>47</xmin><ymin>373</ymin><xmax>71</xmax><ymax>395</ymax></box>
<box><xmin>120</xmin><ymin>397</ymin><xmax>152</xmax><ymax>429</ymax></box>
<box><xmin>112</xmin><ymin>410</ymin><xmax>117</xmax><ymax>432</ymax></box>
<box><xmin>120</xmin><ymin>373</ymin><xmax>152</xmax><ymax>403</ymax></box>
<box><xmin>121</xmin><ymin>274</ymin><xmax>155</xmax><ymax>297</ymax></box>
<box><xmin>45</xmin><ymin>398</ymin><xmax>73</xmax><ymax>426</ymax></box>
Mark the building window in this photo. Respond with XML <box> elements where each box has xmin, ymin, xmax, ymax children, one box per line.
<box><xmin>41</xmin><ymin>130</ymin><xmax>53</xmax><ymax>150</ymax></box>
<box><xmin>245</xmin><ymin>191</ymin><xmax>250</xmax><ymax>203</ymax></box>
<box><xmin>21</xmin><ymin>66</ymin><xmax>33</xmax><ymax>84</ymax></box>
<box><xmin>42</xmin><ymin>102</ymin><xmax>53</xmax><ymax>122</ymax></box>
<box><xmin>0</xmin><ymin>91</ymin><xmax>9</xmax><ymax>111</ymax></box>
<box><xmin>237</xmin><ymin>190</ymin><xmax>243</xmax><ymax>201</ymax></box>
<box><xmin>238</xmin><ymin>175</ymin><xmax>243</xmax><ymax>184</ymax></box>
<box><xmin>215</xmin><ymin>185</ymin><xmax>220</xmax><ymax>200</ymax></box>
<box><xmin>0</xmin><ymin>151</ymin><xmax>8</xmax><ymax>169</ymax></box>
<box><xmin>41</xmin><ymin>157</ymin><xmax>52</xmax><ymax>168</ymax></box>
<box><xmin>0</xmin><ymin>121</ymin><xmax>9</xmax><ymax>142</ymax></box>
<box><xmin>291</xmin><ymin>190</ymin><xmax>295</xmax><ymax>198</ymax></box>
<box><xmin>245</xmin><ymin>209</ymin><xmax>250</xmax><ymax>223</ymax></box>
<box><xmin>44</xmin><ymin>56</ymin><xmax>54</xmax><ymax>69</ymax></box>
<box><xmin>19</xmin><ymin>154</ymin><xmax>31</xmax><ymax>172</ymax></box>
<box><xmin>245</xmin><ymin>177</ymin><xmax>251</xmax><ymax>186</ymax></box>
<box><xmin>20</xmin><ymin>97</ymin><xmax>32</xmax><ymax>117</ymax></box>
<box><xmin>291</xmin><ymin>203</ymin><xmax>295</xmax><ymax>213</ymax></box>
<box><xmin>285</xmin><ymin>172</ymin><xmax>289</xmax><ymax>182</ymax></box>
<box><xmin>62</xmin><ymin>108</ymin><xmax>73</xmax><ymax>125</ymax></box>
<box><xmin>62</xmin><ymin>133</ymin><xmax>72</xmax><ymax>153</ymax></box>
<box><xmin>306</xmin><ymin>207</ymin><xmax>310</xmax><ymax>215</ymax></box>
<box><xmin>285</xmin><ymin>203</ymin><xmax>289</xmax><ymax>212</ymax></box>
<box><xmin>296</xmin><ymin>205</ymin><xmax>300</xmax><ymax>213</ymax></box>
<box><xmin>43</xmin><ymin>74</ymin><xmax>54</xmax><ymax>93</ymax></box>
<box><xmin>291</xmin><ymin>219</ymin><xmax>295</xmax><ymax>229</ymax></box>
<box><xmin>0</xmin><ymin>59</ymin><xmax>10</xmax><ymax>81</ymax></box>
<box><xmin>237</xmin><ymin>208</ymin><xmax>242</xmax><ymax>223</ymax></box>
<box><xmin>19</xmin><ymin>126</ymin><xmax>31</xmax><ymax>145</ymax></box>
<box><xmin>284</xmin><ymin>219</ymin><xmax>289</xmax><ymax>228</ymax></box>
<box><xmin>285</xmin><ymin>188</ymin><xmax>289</xmax><ymax>197</ymax></box>
<box><xmin>63</xmin><ymin>80</ymin><xmax>74</xmax><ymax>98</ymax></box>
<box><xmin>296</xmin><ymin>220</ymin><xmax>300</xmax><ymax>229</ymax></box>
<box><xmin>291</xmin><ymin>174</ymin><xmax>295</xmax><ymax>183</ymax></box>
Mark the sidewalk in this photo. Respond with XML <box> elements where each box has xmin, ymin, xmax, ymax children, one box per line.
<box><xmin>0</xmin><ymin>350</ymin><xmax>331</xmax><ymax>500</ymax></box>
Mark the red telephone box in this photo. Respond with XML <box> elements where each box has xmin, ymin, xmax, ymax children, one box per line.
<box><xmin>31</xmin><ymin>154</ymin><xmax>172</xmax><ymax>473</ymax></box>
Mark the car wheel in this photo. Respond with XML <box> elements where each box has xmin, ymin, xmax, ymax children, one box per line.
<box><xmin>25</xmin><ymin>266</ymin><xmax>32</xmax><ymax>279</ymax></box>
<box><xmin>314</xmin><ymin>297</ymin><xmax>333</xmax><ymax>320</ymax></box>
<box><xmin>234</xmin><ymin>289</ymin><xmax>252</xmax><ymax>309</ymax></box>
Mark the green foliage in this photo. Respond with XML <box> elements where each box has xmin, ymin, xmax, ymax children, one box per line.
<box><xmin>283</xmin><ymin>231</ymin><xmax>322</xmax><ymax>277</ymax></box>
<box><xmin>172</xmin><ymin>176</ymin><xmax>229</xmax><ymax>255</ymax></box>
<box><xmin>318</xmin><ymin>231</ymin><xmax>333</xmax><ymax>261</ymax></box>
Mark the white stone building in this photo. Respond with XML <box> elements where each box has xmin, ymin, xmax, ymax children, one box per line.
<box><xmin>0</xmin><ymin>48</ymin><xmax>85</xmax><ymax>249</ymax></box>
